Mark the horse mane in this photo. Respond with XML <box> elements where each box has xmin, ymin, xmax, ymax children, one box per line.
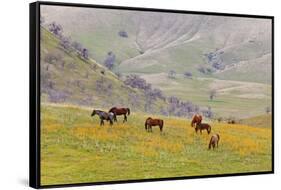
<box><xmin>108</xmin><ymin>107</ymin><xmax>117</xmax><ymax>113</ymax></box>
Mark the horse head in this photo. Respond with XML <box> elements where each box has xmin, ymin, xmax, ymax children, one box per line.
<box><xmin>91</xmin><ymin>110</ymin><xmax>96</xmax><ymax>116</ymax></box>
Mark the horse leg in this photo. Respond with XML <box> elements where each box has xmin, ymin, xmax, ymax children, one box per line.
<box><xmin>114</xmin><ymin>114</ymin><xmax>117</xmax><ymax>122</ymax></box>
<box><xmin>100</xmin><ymin>119</ymin><xmax>103</xmax><ymax>126</ymax></box>
<box><xmin>200</xmin><ymin>129</ymin><xmax>202</xmax><ymax>134</ymax></box>
<box><xmin>123</xmin><ymin>114</ymin><xmax>127</xmax><ymax>123</ymax></box>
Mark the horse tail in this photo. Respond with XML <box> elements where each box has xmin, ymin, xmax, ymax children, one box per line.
<box><xmin>160</xmin><ymin>120</ymin><xmax>164</xmax><ymax>132</ymax></box>
<box><xmin>217</xmin><ymin>134</ymin><xmax>220</xmax><ymax>142</ymax></box>
<box><xmin>127</xmin><ymin>108</ymin><xmax>130</xmax><ymax>115</ymax></box>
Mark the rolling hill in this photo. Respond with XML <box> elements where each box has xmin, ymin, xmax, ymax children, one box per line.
<box><xmin>40</xmin><ymin>5</ymin><xmax>272</xmax><ymax>119</ymax></box>
<box><xmin>41</xmin><ymin>5</ymin><xmax>272</xmax><ymax>84</ymax></box>
<box><xmin>40</xmin><ymin>27</ymin><xmax>166</xmax><ymax>113</ymax></box>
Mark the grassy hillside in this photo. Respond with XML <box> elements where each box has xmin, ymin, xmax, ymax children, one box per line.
<box><xmin>41</xmin><ymin>6</ymin><xmax>272</xmax><ymax>84</ymax></box>
<box><xmin>240</xmin><ymin>114</ymin><xmax>272</xmax><ymax>128</ymax></box>
<box><xmin>41</xmin><ymin>104</ymin><xmax>272</xmax><ymax>185</ymax></box>
<box><xmin>141</xmin><ymin>73</ymin><xmax>271</xmax><ymax>118</ymax></box>
<box><xmin>40</xmin><ymin>27</ymin><xmax>166</xmax><ymax>113</ymax></box>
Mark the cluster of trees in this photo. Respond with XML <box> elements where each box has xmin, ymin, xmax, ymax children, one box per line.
<box><xmin>165</xmin><ymin>96</ymin><xmax>200</xmax><ymax>117</ymax></box>
<box><xmin>168</xmin><ymin>70</ymin><xmax>176</xmax><ymax>79</ymax></box>
<box><xmin>46</xmin><ymin>21</ymin><xmax>90</xmax><ymax>60</ymax></box>
<box><xmin>124</xmin><ymin>74</ymin><xmax>204</xmax><ymax>116</ymax></box>
<box><xmin>183</xmin><ymin>71</ymin><xmax>192</xmax><ymax>79</ymax></box>
<box><xmin>124</xmin><ymin>74</ymin><xmax>165</xmax><ymax>112</ymax></box>
<box><xmin>204</xmin><ymin>51</ymin><xmax>225</xmax><ymax>70</ymax></box>
<box><xmin>118</xmin><ymin>30</ymin><xmax>128</xmax><ymax>38</ymax></box>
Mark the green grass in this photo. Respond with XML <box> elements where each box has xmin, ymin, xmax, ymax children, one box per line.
<box><xmin>240</xmin><ymin>114</ymin><xmax>272</xmax><ymax>128</ymax></box>
<box><xmin>141</xmin><ymin>73</ymin><xmax>271</xmax><ymax>118</ymax></box>
<box><xmin>41</xmin><ymin>104</ymin><xmax>272</xmax><ymax>185</ymax></box>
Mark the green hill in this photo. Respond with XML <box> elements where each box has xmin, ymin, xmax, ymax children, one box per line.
<box><xmin>40</xmin><ymin>27</ymin><xmax>166</xmax><ymax>112</ymax></box>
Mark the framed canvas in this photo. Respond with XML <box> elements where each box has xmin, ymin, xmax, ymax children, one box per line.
<box><xmin>29</xmin><ymin>1</ymin><xmax>274</xmax><ymax>188</ymax></box>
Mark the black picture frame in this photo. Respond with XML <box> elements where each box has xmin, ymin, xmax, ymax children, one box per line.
<box><xmin>30</xmin><ymin>1</ymin><xmax>274</xmax><ymax>189</ymax></box>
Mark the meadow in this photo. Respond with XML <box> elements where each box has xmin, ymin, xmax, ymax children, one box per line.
<box><xmin>41</xmin><ymin>104</ymin><xmax>272</xmax><ymax>185</ymax></box>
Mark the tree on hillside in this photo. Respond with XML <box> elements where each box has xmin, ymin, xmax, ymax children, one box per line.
<box><xmin>48</xmin><ymin>22</ymin><xmax>63</xmax><ymax>37</ymax></box>
<box><xmin>59</xmin><ymin>36</ymin><xmax>71</xmax><ymax>50</ymax></box>
<box><xmin>209</xmin><ymin>89</ymin><xmax>217</xmax><ymax>101</ymax></box>
<box><xmin>124</xmin><ymin>75</ymin><xmax>151</xmax><ymax>90</ymax></box>
<box><xmin>168</xmin><ymin>70</ymin><xmax>176</xmax><ymax>79</ymax></box>
<box><xmin>81</xmin><ymin>48</ymin><xmax>89</xmax><ymax>60</ymax></box>
<box><xmin>118</xmin><ymin>30</ymin><xmax>128</xmax><ymax>38</ymax></box>
<box><xmin>184</xmin><ymin>71</ymin><xmax>192</xmax><ymax>79</ymax></box>
<box><xmin>104</xmin><ymin>51</ymin><xmax>116</xmax><ymax>70</ymax></box>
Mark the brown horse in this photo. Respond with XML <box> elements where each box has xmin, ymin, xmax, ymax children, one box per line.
<box><xmin>195</xmin><ymin>123</ymin><xmax>211</xmax><ymax>134</ymax></box>
<box><xmin>209</xmin><ymin>133</ymin><xmax>220</xmax><ymax>150</ymax></box>
<box><xmin>109</xmin><ymin>107</ymin><xmax>130</xmax><ymax>123</ymax></box>
<box><xmin>145</xmin><ymin>117</ymin><xmax>164</xmax><ymax>132</ymax></box>
<box><xmin>191</xmin><ymin>114</ymin><xmax>202</xmax><ymax>127</ymax></box>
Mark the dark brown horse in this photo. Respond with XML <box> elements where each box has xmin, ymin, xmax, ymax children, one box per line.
<box><xmin>209</xmin><ymin>133</ymin><xmax>220</xmax><ymax>149</ymax></box>
<box><xmin>109</xmin><ymin>107</ymin><xmax>130</xmax><ymax>123</ymax></box>
<box><xmin>191</xmin><ymin>114</ymin><xmax>202</xmax><ymax>127</ymax></box>
<box><xmin>145</xmin><ymin>117</ymin><xmax>164</xmax><ymax>132</ymax></box>
<box><xmin>195</xmin><ymin>123</ymin><xmax>211</xmax><ymax>134</ymax></box>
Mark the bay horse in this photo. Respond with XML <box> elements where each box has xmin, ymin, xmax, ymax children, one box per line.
<box><xmin>91</xmin><ymin>109</ymin><xmax>115</xmax><ymax>126</ymax></box>
<box><xmin>145</xmin><ymin>117</ymin><xmax>164</xmax><ymax>132</ymax></box>
<box><xmin>195</xmin><ymin>123</ymin><xmax>211</xmax><ymax>134</ymax></box>
<box><xmin>191</xmin><ymin>114</ymin><xmax>202</xmax><ymax>127</ymax></box>
<box><xmin>209</xmin><ymin>133</ymin><xmax>220</xmax><ymax>150</ymax></box>
<box><xmin>108</xmin><ymin>107</ymin><xmax>130</xmax><ymax>123</ymax></box>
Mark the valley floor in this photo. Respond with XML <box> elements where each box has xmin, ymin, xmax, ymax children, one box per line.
<box><xmin>40</xmin><ymin>104</ymin><xmax>272</xmax><ymax>185</ymax></box>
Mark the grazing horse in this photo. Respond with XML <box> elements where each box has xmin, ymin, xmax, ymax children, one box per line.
<box><xmin>209</xmin><ymin>133</ymin><xmax>220</xmax><ymax>150</ymax></box>
<box><xmin>191</xmin><ymin>114</ymin><xmax>202</xmax><ymax>127</ymax></box>
<box><xmin>145</xmin><ymin>117</ymin><xmax>164</xmax><ymax>132</ymax></box>
<box><xmin>91</xmin><ymin>110</ymin><xmax>115</xmax><ymax>126</ymax></box>
<box><xmin>108</xmin><ymin>107</ymin><xmax>130</xmax><ymax>123</ymax></box>
<box><xmin>195</xmin><ymin>123</ymin><xmax>211</xmax><ymax>134</ymax></box>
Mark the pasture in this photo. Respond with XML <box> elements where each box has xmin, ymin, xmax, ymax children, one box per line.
<box><xmin>41</xmin><ymin>104</ymin><xmax>272</xmax><ymax>185</ymax></box>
